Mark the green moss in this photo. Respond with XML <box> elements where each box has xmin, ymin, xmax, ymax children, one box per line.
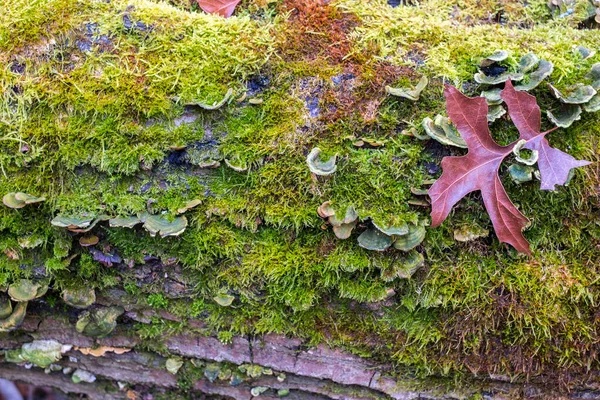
<box><xmin>1</xmin><ymin>0</ymin><xmax>600</xmax><ymax>390</ymax></box>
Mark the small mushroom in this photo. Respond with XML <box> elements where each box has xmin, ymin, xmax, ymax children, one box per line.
<box><xmin>8</xmin><ymin>279</ymin><xmax>48</xmax><ymax>302</ymax></box>
<box><xmin>385</xmin><ymin>76</ymin><xmax>428</xmax><ymax>101</ymax></box>
<box><xmin>2</xmin><ymin>192</ymin><xmax>45</xmax><ymax>209</ymax></box>
<box><xmin>329</xmin><ymin>206</ymin><xmax>358</xmax><ymax>226</ymax></box>
<box><xmin>63</xmin><ymin>287</ymin><xmax>96</xmax><ymax>309</ymax></box>
<box><xmin>547</xmin><ymin>104</ymin><xmax>582</xmax><ymax>128</ymax></box>
<box><xmin>422</xmin><ymin>115</ymin><xmax>467</xmax><ymax>148</ymax></box>
<box><xmin>548</xmin><ymin>83</ymin><xmax>597</xmax><ymax>104</ymax></box>
<box><xmin>393</xmin><ymin>224</ymin><xmax>426</xmax><ymax>251</ymax></box>
<box><xmin>186</xmin><ymin>88</ymin><xmax>233</xmax><ymax>110</ymax></box>
<box><xmin>306</xmin><ymin>148</ymin><xmax>337</xmax><ymax>176</ymax></box>
<box><xmin>357</xmin><ymin>229</ymin><xmax>393</xmax><ymax>251</ymax></box>
<box><xmin>76</xmin><ymin>306</ymin><xmax>124</xmax><ymax>338</ymax></box>
<box><xmin>251</xmin><ymin>387</ymin><xmax>268</xmax><ymax>397</ymax></box>
<box><xmin>508</xmin><ymin>164</ymin><xmax>534</xmax><ymax>184</ymax></box>
<box><xmin>515</xmin><ymin>60</ymin><xmax>554</xmax><ymax>91</ymax></box>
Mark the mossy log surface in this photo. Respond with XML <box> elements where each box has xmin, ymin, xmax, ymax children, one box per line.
<box><xmin>2</xmin><ymin>0</ymin><xmax>600</xmax><ymax>398</ymax></box>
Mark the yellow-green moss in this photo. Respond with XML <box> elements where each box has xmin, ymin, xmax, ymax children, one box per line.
<box><xmin>1</xmin><ymin>0</ymin><xmax>600</xmax><ymax>389</ymax></box>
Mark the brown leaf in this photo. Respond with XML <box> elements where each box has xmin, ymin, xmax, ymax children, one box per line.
<box><xmin>197</xmin><ymin>0</ymin><xmax>242</xmax><ymax>17</ymax></box>
<box><xmin>429</xmin><ymin>85</ymin><xmax>530</xmax><ymax>253</ymax></box>
<box><xmin>428</xmin><ymin>81</ymin><xmax>588</xmax><ymax>254</ymax></box>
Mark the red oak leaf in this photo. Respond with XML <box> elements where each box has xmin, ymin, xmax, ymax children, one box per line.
<box><xmin>501</xmin><ymin>80</ymin><xmax>591</xmax><ymax>190</ymax></box>
<box><xmin>428</xmin><ymin>81</ymin><xmax>589</xmax><ymax>254</ymax></box>
<box><xmin>197</xmin><ymin>0</ymin><xmax>241</xmax><ymax>18</ymax></box>
<box><xmin>428</xmin><ymin>84</ymin><xmax>530</xmax><ymax>253</ymax></box>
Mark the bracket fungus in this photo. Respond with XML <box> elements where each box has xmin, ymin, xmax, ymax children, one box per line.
<box><xmin>588</xmin><ymin>63</ymin><xmax>600</xmax><ymax>89</ymax></box>
<box><xmin>0</xmin><ymin>294</ymin><xmax>12</xmax><ymax>319</ymax></box>
<box><xmin>76</xmin><ymin>306</ymin><xmax>124</xmax><ymax>338</ymax></box>
<box><xmin>186</xmin><ymin>88</ymin><xmax>233</xmax><ymax>110</ymax></box>
<box><xmin>177</xmin><ymin>199</ymin><xmax>202</xmax><ymax>214</ymax></box>
<box><xmin>307</xmin><ymin>148</ymin><xmax>337</xmax><ymax>176</ymax></box>
<box><xmin>422</xmin><ymin>115</ymin><xmax>467</xmax><ymax>148</ymax></box>
<box><xmin>515</xmin><ymin>60</ymin><xmax>554</xmax><ymax>91</ymax></box>
<box><xmin>140</xmin><ymin>213</ymin><xmax>188</xmax><ymax>237</ymax></box>
<box><xmin>109</xmin><ymin>216</ymin><xmax>142</xmax><ymax>228</ymax></box>
<box><xmin>585</xmin><ymin>94</ymin><xmax>600</xmax><ymax>112</ymax></box>
<box><xmin>381</xmin><ymin>250</ymin><xmax>424</xmax><ymax>281</ymax></box>
<box><xmin>548</xmin><ymin>83</ymin><xmax>597</xmax><ymax>104</ymax></box>
<box><xmin>372</xmin><ymin>221</ymin><xmax>409</xmax><ymax>236</ymax></box>
<box><xmin>63</xmin><ymin>287</ymin><xmax>96</xmax><ymax>309</ymax></box>
<box><xmin>2</xmin><ymin>192</ymin><xmax>45</xmax><ymax>209</ymax></box>
<box><xmin>454</xmin><ymin>224</ymin><xmax>490</xmax><ymax>242</ymax></box>
<box><xmin>166</xmin><ymin>358</ymin><xmax>184</xmax><ymax>374</ymax></box>
<box><xmin>512</xmin><ymin>139</ymin><xmax>539</xmax><ymax>166</ymax></box>
<box><xmin>224</xmin><ymin>156</ymin><xmax>249</xmax><ymax>172</ymax></box>
<box><xmin>508</xmin><ymin>164</ymin><xmax>534</xmax><ymax>184</ymax></box>
<box><xmin>72</xmin><ymin>369</ymin><xmax>97</xmax><ymax>384</ymax></box>
<box><xmin>574</xmin><ymin>45</ymin><xmax>595</xmax><ymax>60</ymax></box>
<box><xmin>385</xmin><ymin>76</ymin><xmax>429</xmax><ymax>101</ymax></box>
<box><xmin>8</xmin><ymin>279</ymin><xmax>48</xmax><ymax>302</ymax></box>
<box><xmin>0</xmin><ymin>301</ymin><xmax>27</xmax><ymax>332</ymax></box>
<box><xmin>393</xmin><ymin>223</ymin><xmax>427</xmax><ymax>251</ymax></box>
<box><xmin>487</xmin><ymin>105</ymin><xmax>506</xmax><ymax>122</ymax></box>
<box><xmin>517</xmin><ymin>53</ymin><xmax>540</xmax><ymax>73</ymax></box>
<box><xmin>481</xmin><ymin>88</ymin><xmax>503</xmax><ymax>105</ymax></box>
<box><xmin>547</xmin><ymin>104</ymin><xmax>582</xmax><ymax>128</ymax></box>
<box><xmin>51</xmin><ymin>215</ymin><xmax>109</xmax><ymax>233</ymax></box>
<box><xmin>16</xmin><ymin>340</ymin><xmax>71</xmax><ymax>368</ymax></box>
<box><xmin>79</xmin><ymin>235</ymin><xmax>99</xmax><ymax>247</ymax></box>
<box><xmin>474</xmin><ymin>71</ymin><xmax>523</xmax><ymax>85</ymax></box>
<box><xmin>481</xmin><ymin>50</ymin><xmax>509</xmax><ymax>66</ymax></box>
<box><xmin>358</xmin><ymin>228</ymin><xmax>394</xmax><ymax>251</ymax></box>
<box><xmin>318</xmin><ymin>203</ymin><xmax>359</xmax><ymax>239</ymax></box>
<box><xmin>214</xmin><ymin>293</ymin><xmax>235</xmax><ymax>307</ymax></box>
